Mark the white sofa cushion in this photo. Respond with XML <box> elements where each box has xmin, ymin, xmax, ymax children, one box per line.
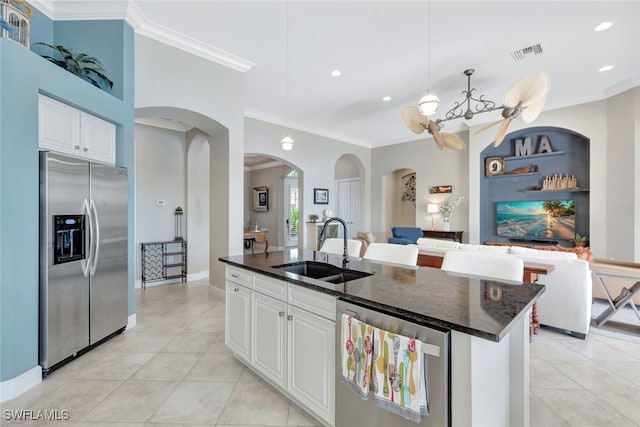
<box><xmin>509</xmin><ymin>245</ymin><xmax>578</xmax><ymax>260</ymax></box>
<box><xmin>459</xmin><ymin>243</ymin><xmax>510</xmax><ymax>254</ymax></box>
<box><xmin>416</xmin><ymin>237</ymin><xmax>460</xmax><ymax>249</ymax></box>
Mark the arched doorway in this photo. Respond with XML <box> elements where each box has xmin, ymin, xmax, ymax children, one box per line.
<box><xmin>244</xmin><ymin>154</ymin><xmax>302</xmax><ymax>250</ymax></box>
<box><xmin>134</xmin><ymin>107</ymin><xmax>228</xmax><ymax>286</ymax></box>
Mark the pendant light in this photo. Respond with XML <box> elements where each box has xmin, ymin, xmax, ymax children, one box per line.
<box><xmin>281</xmin><ymin>0</ymin><xmax>294</xmax><ymax>150</ymax></box>
<box><xmin>417</xmin><ymin>0</ymin><xmax>440</xmax><ymax>116</ymax></box>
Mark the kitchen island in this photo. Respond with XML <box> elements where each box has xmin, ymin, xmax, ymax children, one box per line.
<box><xmin>220</xmin><ymin>249</ymin><xmax>545</xmax><ymax>427</ymax></box>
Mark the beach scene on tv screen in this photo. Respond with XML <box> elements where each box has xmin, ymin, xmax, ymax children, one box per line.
<box><xmin>496</xmin><ymin>200</ymin><xmax>575</xmax><ymax>239</ymax></box>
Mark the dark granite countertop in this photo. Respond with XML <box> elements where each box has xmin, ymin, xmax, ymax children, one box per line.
<box><xmin>219</xmin><ymin>249</ymin><xmax>545</xmax><ymax>342</ymax></box>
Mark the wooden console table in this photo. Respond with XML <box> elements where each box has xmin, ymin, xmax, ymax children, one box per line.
<box><xmin>417</xmin><ymin>251</ymin><xmax>554</xmax><ymax>336</ymax></box>
<box><xmin>243</xmin><ymin>231</ymin><xmax>269</xmax><ymax>254</ymax></box>
<box><xmin>422</xmin><ymin>230</ymin><xmax>464</xmax><ymax>243</ymax></box>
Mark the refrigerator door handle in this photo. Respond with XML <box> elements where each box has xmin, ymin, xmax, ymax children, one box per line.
<box><xmin>90</xmin><ymin>198</ymin><xmax>100</xmax><ymax>277</ymax></box>
<box><xmin>82</xmin><ymin>198</ymin><xmax>93</xmax><ymax>277</ymax></box>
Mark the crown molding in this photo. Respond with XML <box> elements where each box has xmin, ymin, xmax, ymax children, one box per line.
<box><xmin>27</xmin><ymin>0</ymin><xmax>254</xmax><ymax>73</ymax></box>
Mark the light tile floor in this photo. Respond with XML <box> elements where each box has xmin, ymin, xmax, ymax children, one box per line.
<box><xmin>2</xmin><ymin>280</ymin><xmax>639</xmax><ymax>426</ymax></box>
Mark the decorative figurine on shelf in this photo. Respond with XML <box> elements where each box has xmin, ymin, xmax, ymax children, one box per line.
<box><xmin>505</xmin><ymin>164</ymin><xmax>538</xmax><ymax>175</ymax></box>
<box><xmin>174</xmin><ymin>206</ymin><xmax>184</xmax><ymax>241</ymax></box>
<box><xmin>542</xmin><ymin>174</ymin><xmax>578</xmax><ymax>190</ymax></box>
<box><xmin>439</xmin><ymin>195</ymin><xmax>463</xmax><ymax>231</ymax></box>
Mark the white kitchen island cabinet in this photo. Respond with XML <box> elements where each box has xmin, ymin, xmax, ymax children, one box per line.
<box><xmin>287</xmin><ymin>304</ymin><xmax>335</xmax><ymax>425</ymax></box>
<box><xmin>225</xmin><ymin>267</ymin><xmax>251</xmax><ymax>363</ymax></box>
<box><xmin>221</xmin><ymin>249</ymin><xmax>545</xmax><ymax>427</ymax></box>
<box><xmin>251</xmin><ymin>291</ymin><xmax>287</xmax><ymax>388</ymax></box>
<box><xmin>225</xmin><ymin>266</ymin><xmax>336</xmax><ymax>426</ymax></box>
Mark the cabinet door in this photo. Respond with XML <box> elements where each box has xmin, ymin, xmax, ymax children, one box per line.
<box><xmin>80</xmin><ymin>112</ymin><xmax>116</xmax><ymax>164</ymax></box>
<box><xmin>225</xmin><ymin>282</ymin><xmax>251</xmax><ymax>362</ymax></box>
<box><xmin>287</xmin><ymin>305</ymin><xmax>335</xmax><ymax>425</ymax></box>
<box><xmin>38</xmin><ymin>95</ymin><xmax>81</xmax><ymax>156</ymax></box>
<box><xmin>252</xmin><ymin>292</ymin><xmax>287</xmax><ymax>388</ymax></box>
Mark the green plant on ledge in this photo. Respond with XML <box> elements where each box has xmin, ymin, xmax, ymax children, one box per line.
<box><xmin>572</xmin><ymin>232</ymin><xmax>588</xmax><ymax>247</ymax></box>
<box><xmin>308</xmin><ymin>214</ymin><xmax>319</xmax><ymax>222</ymax></box>
<box><xmin>35</xmin><ymin>42</ymin><xmax>113</xmax><ymax>90</ymax></box>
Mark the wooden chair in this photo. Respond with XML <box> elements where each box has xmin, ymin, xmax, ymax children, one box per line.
<box><xmin>355</xmin><ymin>231</ymin><xmax>376</xmax><ymax>257</ymax></box>
<box><xmin>363</xmin><ymin>243</ymin><xmax>418</xmax><ymax>266</ymax></box>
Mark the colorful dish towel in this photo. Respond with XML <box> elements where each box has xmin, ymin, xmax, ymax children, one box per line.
<box><xmin>340</xmin><ymin>314</ymin><xmax>375</xmax><ymax>399</ymax></box>
<box><xmin>372</xmin><ymin>328</ymin><xmax>429</xmax><ymax>423</ymax></box>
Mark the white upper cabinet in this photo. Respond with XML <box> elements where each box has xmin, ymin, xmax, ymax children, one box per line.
<box><xmin>39</xmin><ymin>95</ymin><xmax>116</xmax><ymax>165</ymax></box>
<box><xmin>79</xmin><ymin>112</ymin><xmax>116</xmax><ymax>164</ymax></box>
<box><xmin>38</xmin><ymin>94</ymin><xmax>81</xmax><ymax>157</ymax></box>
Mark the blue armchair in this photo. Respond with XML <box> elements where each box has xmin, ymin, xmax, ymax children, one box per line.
<box><xmin>388</xmin><ymin>227</ymin><xmax>423</xmax><ymax>245</ymax></box>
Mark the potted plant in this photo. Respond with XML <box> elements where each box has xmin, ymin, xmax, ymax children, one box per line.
<box><xmin>572</xmin><ymin>232</ymin><xmax>588</xmax><ymax>247</ymax></box>
<box><xmin>308</xmin><ymin>214</ymin><xmax>319</xmax><ymax>223</ymax></box>
<box><xmin>34</xmin><ymin>42</ymin><xmax>113</xmax><ymax>90</ymax></box>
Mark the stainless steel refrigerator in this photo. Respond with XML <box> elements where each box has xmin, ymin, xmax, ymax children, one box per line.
<box><xmin>39</xmin><ymin>151</ymin><xmax>128</xmax><ymax>373</ymax></box>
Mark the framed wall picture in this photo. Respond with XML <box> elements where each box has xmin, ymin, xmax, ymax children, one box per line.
<box><xmin>485</xmin><ymin>157</ymin><xmax>505</xmax><ymax>176</ymax></box>
<box><xmin>253</xmin><ymin>187</ymin><xmax>269</xmax><ymax>211</ymax></box>
<box><xmin>428</xmin><ymin>185</ymin><xmax>453</xmax><ymax>194</ymax></box>
<box><xmin>313</xmin><ymin>188</ymin><xmax>329</xmax><ymax>204</ymax></box>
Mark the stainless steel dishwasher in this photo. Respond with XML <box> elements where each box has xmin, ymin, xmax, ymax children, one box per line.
<box><xmin>336</xmin><ymin>299</ymin><xmax>450</xmax><ymax>427</ymax></box>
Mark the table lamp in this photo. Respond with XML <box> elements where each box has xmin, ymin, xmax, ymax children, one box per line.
<box><xmin>427</xmin><ymin>203</ymin><xmax>439</xmax><ymax>230</ymax></box>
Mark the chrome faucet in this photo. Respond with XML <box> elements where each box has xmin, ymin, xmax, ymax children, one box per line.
<box><xmin>319</xmin><ymin>216</ymin><xmax>349</xmax><ymax>268</ymax></box>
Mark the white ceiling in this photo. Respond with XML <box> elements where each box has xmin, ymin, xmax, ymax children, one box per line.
<box><xmin>44</xmin><ymin>1</ymin><xmax>640</xmax><ymax>148</ymax></box>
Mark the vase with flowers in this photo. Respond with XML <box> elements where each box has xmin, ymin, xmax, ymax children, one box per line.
<box><xmin>439</xmin><ymin>195</ymin><xmax>463</xmax><ymax>231</ymax></box>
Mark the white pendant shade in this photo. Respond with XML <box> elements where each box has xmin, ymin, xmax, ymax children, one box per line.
<box><xmin>281</xmin><ymin>135</ymin><xmax>294</xmax><ymax>151</ymax></box>
<box><xmin>418</xmin><ymin>93</ymin><xmax>440</xmax><ymax>116</ymax></box>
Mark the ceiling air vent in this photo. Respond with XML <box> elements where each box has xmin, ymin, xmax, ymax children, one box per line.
<box><xmin>511</xmin><ymin>43</ymin><xmax>545</xmax><ymax>61</ymax></box>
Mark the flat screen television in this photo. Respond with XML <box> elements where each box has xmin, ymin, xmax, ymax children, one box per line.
<box><xmin>496</xmin><ymin>200</ymin><xmax>575</xmax><ymax>240</ymax></box>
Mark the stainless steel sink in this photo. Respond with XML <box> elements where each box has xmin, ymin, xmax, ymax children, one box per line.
<box><xmin>271</xmin><ymin>261</ymin><xmax>372</xmax><ymax>284</ymax></box>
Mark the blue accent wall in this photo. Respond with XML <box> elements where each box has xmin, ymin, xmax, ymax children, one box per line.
<box><xmin>479</xmin><ymin>127</ymin><xmax>590</xmax><ymax>245</ymax></box>
<box><xmin>0</xmin><ymin>19</ymin><xmax>134</xmax><ymax>382</ymax></box>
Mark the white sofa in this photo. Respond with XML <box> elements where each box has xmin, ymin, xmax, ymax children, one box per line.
<box><xmin>415</xmin><ymin>238</ymin><xmax>592</xmax><ymax>338</ymax></box>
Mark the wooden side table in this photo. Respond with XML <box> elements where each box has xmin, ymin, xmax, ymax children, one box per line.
<box><xmin>243</xmin><ymin>231</ymin><xmax>269</xmax><ymax>254</ymax></box>
<box><xmin>421</xmin><ymin>230</ymin><xmax>464</xmax><ymax>243</ymax></box>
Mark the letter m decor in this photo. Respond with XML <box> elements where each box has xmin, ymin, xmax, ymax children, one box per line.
<box><xmin>514</xmin><ymin>137</ymin><xmax>533</xmax><ymax>157</ymax></box>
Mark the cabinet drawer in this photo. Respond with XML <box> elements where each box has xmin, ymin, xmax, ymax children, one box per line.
<box><xmin>253</xmin><ymin>273</ymin><xmax>287</xmax><ymax>301</ymax></box>
<box><xmin>226</xmin><ymin>266</ymin><xmax>251</xmax><ymax>287</ymax></box>
<box><xmin>288</xmin><ymin>284</ymin><xmax>336</xmax><ymax>320</ymax></box>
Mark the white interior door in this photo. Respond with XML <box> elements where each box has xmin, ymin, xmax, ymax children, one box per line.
<box><xmin>284</xmin><ymin>177</ymin><xmax>299</xmax><ymax>247</ymax></box>
<box><xmin>336</xmin><ymin>178</ymin><xmax>360</xmax><ymax>238</ymax></box>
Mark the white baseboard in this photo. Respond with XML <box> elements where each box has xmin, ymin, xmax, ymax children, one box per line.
<box><xmin>135</xmin><ymin>271</ymin><xmax>209</xmax><ymax>289</ymax></box>
<box><xmin>135</xmin><ymin>278</ymin><xmax>182</xmax><ymax>289</ymax></box>
<box><xmin>187</xmin><ymin>270</ymin><xmax>209</xmax><ymax>281</ymax></box>
<box><xmin>0</xmin><ymin>365</ymin><xmax>42</xmax><ymax>403</ymax></box>
<box><xmin>126</xmin><ymin>313</ymin><xmax>137</xmax><ymax>330</ymax></box>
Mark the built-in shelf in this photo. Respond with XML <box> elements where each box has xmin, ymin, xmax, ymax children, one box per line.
<box><xmin>485</xmin><ymin>172</ymin><xmax>541</xmax><ymax>179</ymax></box>
<box><xmin>503</xmin><ymin>151</ymin><xmax>565</xmax><ymax>161</ymax></box>
<box><xmin>524</xmin><ymin>188</ymin><xmax>589</xmax><ymax>193</ymax></box>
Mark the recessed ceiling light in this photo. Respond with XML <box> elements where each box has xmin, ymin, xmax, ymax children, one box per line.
<box><xmin>331</xmin><ymin>70</ymin><xmax>341</xmax><ymax>77</ymax></box>
<box><xmin>598</xmin><ymin>65</ymin><xmax>614</xmax><ymax>72</ymax></box>
<box><xmin>594</xmin><ymin>21</ymin><xmax>613</xmax><ymax>32</ymax></box>
<box><xmin>382</xmin><ymin>96</ymin><xmax>391</xmax><ymax>102</ymax></box>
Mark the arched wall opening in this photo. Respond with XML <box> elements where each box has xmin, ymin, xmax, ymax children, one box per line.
<box><xmin>135</xmin><ymin>106</ymin><xmax>230</xmax><ymax>287</ymax></box>
<box><xmin>478</xmin><ymin>126</ymin><xmax>590</xmax><ymax>247</ymax></box>
<box><xmin>244</xmin><ymin>153</ymin><xmax>303</xmax><ymax>250</ymax></box>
